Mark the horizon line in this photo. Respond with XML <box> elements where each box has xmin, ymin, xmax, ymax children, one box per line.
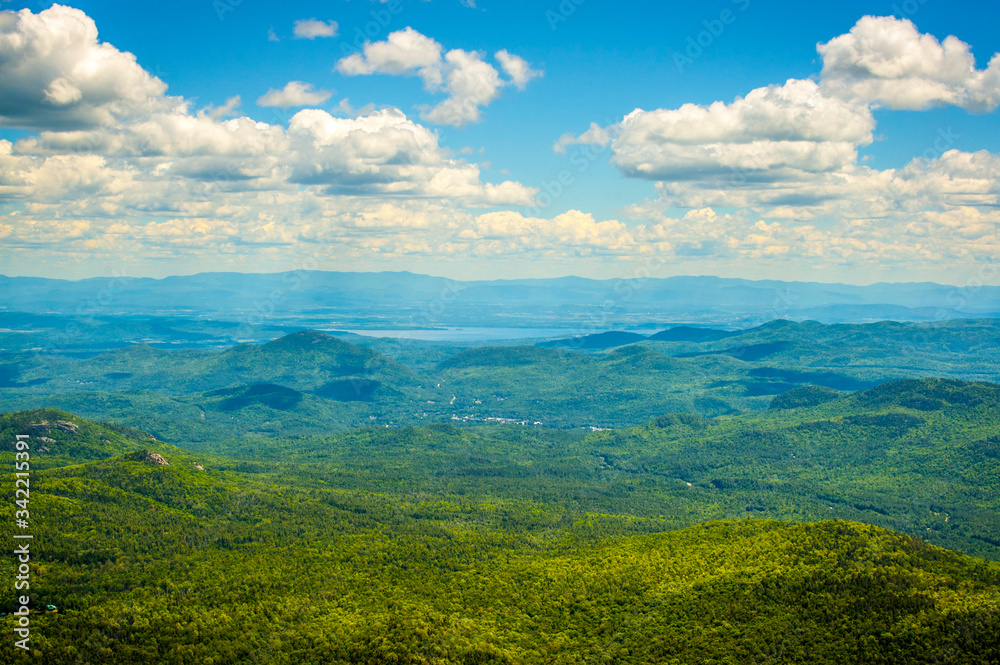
<box><xmin>0</xmin><ymin>269</ymin><xmax>979</xmax><ymax>290</ymax></box>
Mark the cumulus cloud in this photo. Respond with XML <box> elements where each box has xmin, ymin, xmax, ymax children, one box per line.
<box><xmin>2</xmin><ymin>7</ymin><xmax>998</xmax><ymax>280</ymax></box>
<box><xmin>463</xmin><ymin>209</ymin><xmax>634</xmax><ymax>254</ymax></box>
<box><xmin>606</xmin><ymin>79</ymin><xmax>874</xmax><ymax>184</ymax></box>
<box><xmin>12</xmin><ymin>103</ymin><xmax>537</xmax><ymax>205</ymax></box>
<box><xmin>0</xmin><ymin>3</ymin><xmax>542</xmax><ymax>272</ymax></box>
<box><xmin>285</xmin><ymin>108</ymin><xmax>537</xmax><ymax>204</ymax></box>
<box><xmin>293</xmin><ymin>19</ymin><xmax>338</xmax><ymax>40</ymax></box>
<box><xmin>17</xmin><ymin>113</ymin><xmax>288</xmax><ymax>164</ymax></box>
<box><xmin>541</xmin><ymin>19</ymin><xmax>1000</xmax><ymax>273</ymax></box>
<box><xmin>0</xmin><ymin>4</ymin><xmax>175</xmax><ymax>130</ymax></box>
<box><xmin>257</xmin><ymin>81</ymin><xmax>333</xmax><ymax>108</ymax></box>
<box><xmin>335</xmin><ymin>27</ymin><xmax>541</xmax><ymax>127</ymax></box>
<box><xmin>555</xmin><ymin>78</ymin><xmax>875</xmax><ymax>177</ymax></box>
<box><xmin>819</xmin><ymin>16</ymin><xmax>1000</xmax><ymax>111</ymax></box>
<box><xmin>553</xmin><ymin>122</ymin><xmax>612</xmax><ymax>154</ymax></box>
<box><xmin>629</xmin><ymin>148</ymin><xmax>1000</xmax><ymax>231</ymax></box>
<box><xmin>495</xmin><ymin>50</ymin><xmax>542</xmax><ymax>90</ymax></box>
<box><xmin>336</xmin><ymin>27</ymin><xmax>442</xmax><ymax>78</ymax></box>
<box><xmin>559</xmin><ymin>16</ymin><xmax>999</xmax><ymax>219</ymax></box>
<box><xmin>420</xmin><ymin>49</ymin><xmax>504</xmax><ymax>126</ymax></box>
<box><xmin>202</xmin><ymin>95</ymin><xmax>242</xmax><ymax>119</ymax></box>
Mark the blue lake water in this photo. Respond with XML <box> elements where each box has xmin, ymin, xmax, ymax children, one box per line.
<box><xmin>331</xmin><ymin>327</ymin><xmax>586</xmax><ymax>342</ymax></box>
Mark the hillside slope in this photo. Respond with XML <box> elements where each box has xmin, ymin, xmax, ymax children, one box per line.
<box><xmin>0</xmin><ymin>410</ymin><xmax>998</xmax><ymax>664</ymax></box>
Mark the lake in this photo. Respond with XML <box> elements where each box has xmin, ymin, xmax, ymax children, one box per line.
<box><xmin>330</xmin><ymin>327</ymin><xmax>586</xmax><ymax>342</ymax></box>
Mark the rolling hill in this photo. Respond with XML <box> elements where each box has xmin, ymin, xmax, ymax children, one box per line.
<box><xmin>8</xmin><ymin>319</ymin><xmax>1000</xmax><ymax>441</ymax></box>
<box><xmin>1</xmin><ymin>409</ymin><xmax>998</xmax><ymax>663</ymax></box>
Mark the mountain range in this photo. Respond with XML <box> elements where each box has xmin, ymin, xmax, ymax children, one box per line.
<box><xmin>2</xmin><ymin>271</ymin><xmax>997</xmax><ymax>328</ymax></box>
<box><xmin>6</xmin><ymin>318</ymin><xmax>1000</xmax><ymax>441</ymax></box>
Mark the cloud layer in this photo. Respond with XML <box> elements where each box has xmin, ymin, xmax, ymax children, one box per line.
<box><xmin>536</xmin><ymin>16</ymin><xmax>1000</xmax><ymax>278</ymax></box>
<box><xmin>557</xmin><ymin>16</ymin><xmax>1000</xmax><ymax>218</ymax></box>
<box><xmin>0</xmin><ymin>9</ymin><xmax>997</xmax><ymax>283</ymax></box>
<box><xmin>0</xmin><ymin>5</ymin><xmax>540</xmax><ymax>272</ymax></box>
<box><xmin>609</xmin><ymin>78</ymin><xmax>875</xmax><ymax>182</ymax></box>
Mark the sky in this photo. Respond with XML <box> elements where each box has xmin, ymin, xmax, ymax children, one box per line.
<box><xmin>0</xmin><ymin>0</ymin><xmax>999</xmax><ymax>285</ymax></box>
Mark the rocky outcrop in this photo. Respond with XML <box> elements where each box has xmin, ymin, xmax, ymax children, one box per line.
<box><xmin>144</xmin><ymin>451</ymin><xmax>169</xmax><ymax>466</ymax></box>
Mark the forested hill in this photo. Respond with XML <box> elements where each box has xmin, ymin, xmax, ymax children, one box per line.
<box><xmin>0</xmin><ymin>409</ymin><xmax>182</xmax><ymax>469</ymax></box>
<box><xmin>8</xmin><ymin>319</ymin><xmax>1000</xmax><ymax>442</ymax></box>
<box><xmin>1</xmin><ymin>408</ymin><xmax>999</xmax><ymax>663</ymax></box>
<box><xmin>14</xmin><ymin>329</ymin><xmax>421</xmax><ymax>395</ymax></box>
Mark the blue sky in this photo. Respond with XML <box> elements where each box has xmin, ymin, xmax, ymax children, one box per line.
<box><xmin>1</xmin><ymin>0</ymin><xmax>999</xmax><ymax>284</ymax></box>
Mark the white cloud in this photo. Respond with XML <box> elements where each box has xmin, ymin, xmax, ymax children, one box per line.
<box><xmin>553</xmin><ymin>122</ymin><xmax>611</xmax><ymax>154</ymax></box>
<box><xmin>11</xmin><ymin>103</ymin><xmax>536</xmax><ymax>206</ymax></box>
<box><xmin>420</xmin><ymin>49</ymin><xmax>503</xmax><ymax>127</ymax></box>
<box><xmin>285</xmin><ymin>108</ymin><xmax>537</xmax><ymax>205</ymax></box>
<box><xmin>17</xmin><ymin>113</ymin><xmax>288</xmax><ymax>164</ymax></box>
<box><xmin>464</xmin><ymin>209</ymin><xmax>634</xmax><ymax>254</ymax></box>
<box><xmin>2</xmin><ymin>7</ymin><xmax>998</xmax><ymax>281</ymax></box>
<box><xmin>293</xmin><ymin>19</ymin><xmax>338</xmax><ymax>40</ymax></box>
<box><xmin>0</xmin><ymin>4</ymin><xmax>543</xmax><ymax>272</ymax></box>
<box><xmin>495</xmin><ymin>50</ymin><xmax>542</xmax><ymax>90</ymax></box>
<box><xmin>0</xmin><ymin>5</ymin><xmax>175</xmax><ymax>130</ymax></box>
<box><xmin>202</xmin><ymin>95</ymin><xmax>242</xmax><ymax>119</ymax></box>
<box><xmin>257</xmin><ymin>81</ymin><xmax>333</xmax><ymax>108</ymax></box>
<box><xmin>607</xmin><ymin>79</ymin><xmax>874</xmax><ymax>182</ymax></box>
<box><xmin>336</xmin><ymin>27</ymin><xmax>442</xmax><ymax>77</ymax></box>
<box><xmin>335</xmin><ymin>28</ymin><xmax>541</xmax><ymax>127</ymax></box>
<box><xmin>559</xmin><ymin>16</ymin><xmax>1000</xmax><ymax>225</ymax></box>
<box><xmin>819</xmin><ymin>16</ymin><xmax>1000</xmax><ymax>111</ymax></box>
<box><xmin>557</xmin><ymin>78</ymin><xmax>875</xmax><ymax>183</ymax></box>
<box><xmin>639</xmin><ymin>147</ymin><xmax>1000</xmax><ymax>216</ymax></box>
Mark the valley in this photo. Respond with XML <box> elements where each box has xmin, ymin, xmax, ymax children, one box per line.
<box><xmin>3</xmin><ymin>276</ymin><xmax>1000</xmax><ymax>662</ymax></box>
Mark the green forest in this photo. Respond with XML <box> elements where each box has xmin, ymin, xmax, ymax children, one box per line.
<box><xmin>5</xmin><ymin>319</ymin><xmax>1000</xmax><ymax>443</ymax></box>
<box><xmin>2</xmin><ymin>0</ymin><xmax>1000</xmax><ymax>658</ymax></box>
<box><xmin>2</xmin><ymin>372</ymin><xmax>1000</xmax><ymax>663</ymax></box>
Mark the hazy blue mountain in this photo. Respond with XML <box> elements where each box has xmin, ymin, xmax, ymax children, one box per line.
<box><xmin>8</xmin><ymin>319</ymin><xmax>1000</xmax><ymax>441</ymax></box>
<box><xmin>536</xmin><ymin>330</ymin><xmax>648</xmax><ymax>349</ymax></box>
<box><xmin>2</xmin><ymin>271</ymin><xmax>996</xmax><ymax>328</ymax></box>
<box><xmin>648</xmin><ymin>326</ymin><xmax>740</xmax><ymax>342</ymax></box>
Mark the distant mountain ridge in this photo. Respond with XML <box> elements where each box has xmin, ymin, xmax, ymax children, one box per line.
<box><xmin>1</xmin><ymin>271</ymin><xmax>997</xmax><ymax>326</ymax></box>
